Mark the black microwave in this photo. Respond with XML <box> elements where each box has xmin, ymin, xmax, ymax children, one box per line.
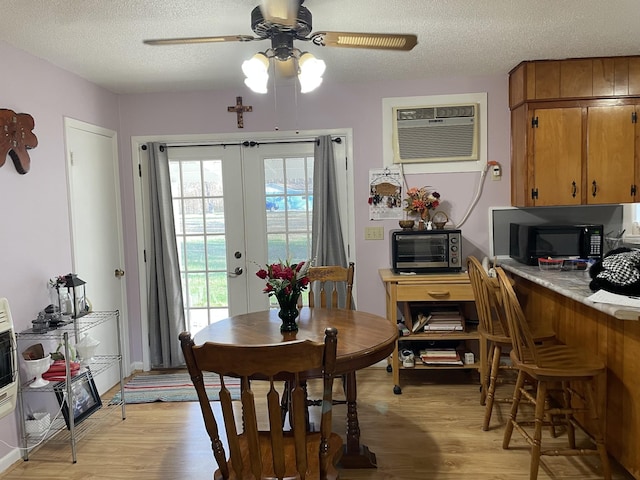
<box><xmin>509</xmin><ymin>223</ymin><xmax>603</xmax><ymax>266</ymax></box>
<box><xmin>391</xmin><ymin>229</ymin><xmax>462</xmax><ymax>273</ymax></box>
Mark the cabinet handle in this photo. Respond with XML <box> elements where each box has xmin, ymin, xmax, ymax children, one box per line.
<box><xmin>571</xmin><ymin>181</ymin><xmax>577</xmax><ymax>198</ymax></box>
<box><xmin>592</xmin><ymin>180</ymin><xmax>597</xmax><ymax>197</ymax></box>
<box><xmin>427</xmin><ymin>290</ymin><xmax>450</xmax><ymax>298</ymax></box>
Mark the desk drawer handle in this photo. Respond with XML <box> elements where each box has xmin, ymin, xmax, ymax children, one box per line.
<box><xmin>427</xmin><ymin>290</ymin><xmax>450</xmax><ymax>297</ymax></box>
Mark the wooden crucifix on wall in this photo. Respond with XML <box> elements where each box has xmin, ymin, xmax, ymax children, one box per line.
<box><xmin>227</xmin><ymin>96</ymin><xmax>252</xmax><ymax>128</ymax></box>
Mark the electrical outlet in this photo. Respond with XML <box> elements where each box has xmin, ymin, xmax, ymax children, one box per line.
<box><xmin>491</xmin><ymin>163</ymin><xmax>502</xmax><ymax>181</ymax></box>
<box><xmin>365</xmin><ymin>226</ymin><xmax>384</xmax><ymax>240</ymax></box>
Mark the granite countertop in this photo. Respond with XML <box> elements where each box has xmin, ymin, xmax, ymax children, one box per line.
<box><xmin>498</xmin><ymin>258</ymin><xmax>640</xmax><ymax>321</ymax></box>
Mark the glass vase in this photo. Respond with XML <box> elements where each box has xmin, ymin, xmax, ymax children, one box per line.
<box><xmin>276</xmin><ymin>293</ymin><xmax>300</xmax><ymax>333</ymax></box>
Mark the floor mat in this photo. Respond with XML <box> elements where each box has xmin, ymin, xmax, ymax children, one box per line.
<box><xmin>108</xmin><ymin>372</ymin><xmax>240</xmax><ymax>404</ymax></box>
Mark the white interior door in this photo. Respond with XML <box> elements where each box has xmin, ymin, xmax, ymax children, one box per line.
<box><xmin>64</xmin><ymin>118</ymin><xmax>127</xmax><ymax>393</ymax></box>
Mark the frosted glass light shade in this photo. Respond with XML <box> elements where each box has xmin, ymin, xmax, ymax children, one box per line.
<box><xmin>298</xmin><ymin>52</ymin><xmax>326</xmax><ymax>93</ymax></box>
<box><xmin>242</xmin><ymin>53</ymin><xmax>270</xmax><ymax>94</ymax></box>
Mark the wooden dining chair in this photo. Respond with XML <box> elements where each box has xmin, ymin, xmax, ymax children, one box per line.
<box><xmin>179</xmin><ymin>327</ymin><xmax>342</xmax><ymax>480</ymax></box>
<box><xmin>294</xmin><ymin>262</ymin><xmax>354</xmax><ymax>418</ymax></box>
<box><xmin>299</xmin><ymin>262</ymin><xmax>355</xmax><ymax>309</ymax></box>
<box><xmin>495</xmin><ymin>267</ymin><xmax>611</xmax><ymax>480</ymax></box>
<box><xmin>467</xmin><ymin>256</ymin><xmax>555</xmax><ymax>431</ymax></box>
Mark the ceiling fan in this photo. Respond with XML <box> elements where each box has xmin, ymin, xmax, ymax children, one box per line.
<box><xmin>143</xmin><ymin>0</ymin><xmax>418</xmax><ymax>60</ymax></box>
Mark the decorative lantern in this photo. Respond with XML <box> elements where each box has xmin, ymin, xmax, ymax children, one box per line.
<box><xmin>57</xmin><ymin>274</ymin><xmax>88</xmax><ymax>319</ymax></box>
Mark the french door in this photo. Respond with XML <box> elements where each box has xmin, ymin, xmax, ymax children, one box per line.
<box><xmin>166</xmin><ymin>141</ymin><xmax>324</xmax><ymax>334</ymax></box>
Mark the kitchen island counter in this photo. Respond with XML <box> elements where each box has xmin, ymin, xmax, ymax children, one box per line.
<box><xmin>498</xmin><ymin>258</ymin><xmax>640</xmax><ymax>479</ymax></box>
<box><xmin>499</xmin><ymin>258</ymin><xmax>640</xmax><ymax>321</ymax></box>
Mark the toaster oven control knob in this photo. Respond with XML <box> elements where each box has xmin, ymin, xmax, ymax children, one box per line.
<box><xmin>451</xmin><ymin>237</ymin><xmax>458</xmax><ymax>243</ymax></box>
<box><xmin>451</xmin><ymin>246</ymin><xmax>458</xmax><ymax>252</ymax></box>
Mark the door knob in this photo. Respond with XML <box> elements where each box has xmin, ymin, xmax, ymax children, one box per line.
<box><xmin>114</xmin><ymin>268</ymin><xmax>125</xmax><ymax>278</ymax></box>
<box><xmin>228</xmin><ymin>267</ymin><xmax>243</xmax><ymax>277</ymax></box>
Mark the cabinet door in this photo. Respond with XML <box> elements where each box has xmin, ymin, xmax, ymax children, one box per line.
<box><xmin>587</xmin><ymin>105</ymin><xmax>636</xmax><ymax>204</ymax></box>
<box><xmin>532</xmin><ymin>108</ymin><xmax>583</xmax><ymax>206</ymax></box>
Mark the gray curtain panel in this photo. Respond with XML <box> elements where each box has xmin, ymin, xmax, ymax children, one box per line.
<box><xmin>311</xmin><ymin>135</ymin><xmax>353</xmax><ymax>308</ymax></box>
<box><xmin>147</xmin><ymin>142</ymin><xmax>186</xmax><ymax>368</ymax></box>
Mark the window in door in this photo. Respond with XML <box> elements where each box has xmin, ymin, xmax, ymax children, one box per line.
<box><xmin>263</xmin><ymin>154</ymin><xmax>314</xmax><ymax>306</ymax></box>
<box><xmin>169</xmin><ymin>158</ymin><xmax>230</xmax><ymax>334</ymax></box>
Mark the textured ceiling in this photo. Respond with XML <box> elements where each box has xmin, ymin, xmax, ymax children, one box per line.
<box><xmin>1</xmin><ymin>0</ymin><xmax>639</xmax><ymax>94</ymax></box>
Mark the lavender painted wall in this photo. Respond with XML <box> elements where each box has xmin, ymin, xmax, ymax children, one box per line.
<box><xmin>0</xmin><ymin>41</ymin><xmax>119</xmax><ymax>461</ymax></box>
<box><xmin>117</xmin><ymin>76</ymin><xmax>511</xmax><ymax>365</ymax></box>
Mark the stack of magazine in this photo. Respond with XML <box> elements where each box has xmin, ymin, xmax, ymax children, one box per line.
<box><xmin>412</xmin><ymin>310</ymin><xmax>464</xmax><ymax>333</ymax></box>
<box><xmin>419</xmin><ymin>348</ymin><xmax>463</xmax><ymax>365</ymax></box>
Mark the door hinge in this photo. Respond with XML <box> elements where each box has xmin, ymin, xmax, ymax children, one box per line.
<box><xmin>531</xmin><ymin>117</ymin><xmax>539</xmax><ymax>128</ymax></box>
<box><xmin>633</xmin><ymin>111</ymin><xmax>638</xmax><ymax>124</ymax></box>
<box><xmin>138</xmin><ymin>164</ymin><xmax>142</xmax><ymax>177</ymax></box>
<box><xmin>531</xmin><ymin>188</ymin><xmax>538</xmax><ymax>200</ymax></box>
<box><xmin>632</xmin><ymin>184</ymin><xmax>637</xmax><ymax>196</ymax></box>
<box><xmin>143</xmin><ymin>249</ymin><xmax>147</xmax><ymax>263</ymax></box>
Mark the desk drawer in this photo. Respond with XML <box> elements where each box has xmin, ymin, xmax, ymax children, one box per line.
<box><xmin>396</xmin><ymin>283</ymin><xmax>474</xmax><ymax>301</ymax></box>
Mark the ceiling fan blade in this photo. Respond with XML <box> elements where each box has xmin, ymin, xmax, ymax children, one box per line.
<box><xmin>260</xmin><ymin>0</ymin><xmax>300</xmax><ymax>27</ymax></box>
<box><xmin>143</xmin><ymin>35</ymin><xmax>258</xmax><ymax>46</ymax></box>
<box><xmin>312</xmin><ymin>32</ymin><xmax>418</xmax><ymax>51</ymax></box>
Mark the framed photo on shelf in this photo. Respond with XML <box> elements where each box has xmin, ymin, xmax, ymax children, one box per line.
<box><xmin>54</xmin><ymin>369</ymin><xmax>102</xmax><ymax>430</ymax></box>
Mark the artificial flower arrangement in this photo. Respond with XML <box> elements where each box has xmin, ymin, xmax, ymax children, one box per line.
<box><xmin>255</xmin><ymin>258</ymin><xmax>312</xmax><ymax>302</ymax></box>
<box><xmin>403</xmin><ymin>186</ymin><xmax>441</xmax><ymax>220</ymax></box>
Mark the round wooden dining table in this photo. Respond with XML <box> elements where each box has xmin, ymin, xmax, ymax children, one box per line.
<box><xmin>193</xmin><ymin>306</ymin><xmax>397</xmax><ymax>469</ymax></box>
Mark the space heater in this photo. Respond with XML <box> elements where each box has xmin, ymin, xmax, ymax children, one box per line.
<box><xmin>0</xmin><ymin>298</ymin><xmax>18</xmax><ymax>419</ymax></box>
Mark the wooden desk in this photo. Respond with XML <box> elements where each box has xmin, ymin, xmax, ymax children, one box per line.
<box><xmin>193</xmin><ymin>307</ymin><xmax>397</xmax><ymax>469</ymax></box>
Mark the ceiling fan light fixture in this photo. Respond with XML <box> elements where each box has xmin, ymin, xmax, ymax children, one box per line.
<box><xmin>242</xmin><ymin>52</ymin><xmax>270</xmax><ymax>94</ymax></box>
<box><xmin>297</xmin><ymin>52</ymin><xmax>325</xmax><ymax>93</ymax></box>
<box><xmin>298</xmin><ymin>52</ymin><xmax>326</xmax><ymax>77</ymax></box>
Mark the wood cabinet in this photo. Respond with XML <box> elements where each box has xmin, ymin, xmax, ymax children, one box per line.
<box><xmin>379</xmin><ymin>269</ymin><xmax>485</xmax><ymax>395</ymax></box>
<box><xmin>529</xmin><ymin>107</ymin><xmax>583</xmax><ymax>206</ymax></box>
<box><xmin>509</xmin><ymin>56</ymin><xmax>640</xmax><ymax>108</ymax></box>
<box><xmin>509</xmin><ymin>56</ymin><xmax>640</xmax><ymax>207</ymax></box>
<box><xmin>586</xmin><ymin>105</ymin><xmax>637</xmax><ymax>204</ymax></box>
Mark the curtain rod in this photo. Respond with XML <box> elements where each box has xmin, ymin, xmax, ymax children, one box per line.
<box><xmin>141</xmin><ymin>136</ymin><xmax>343</xmax><ymax>150</ymax></box>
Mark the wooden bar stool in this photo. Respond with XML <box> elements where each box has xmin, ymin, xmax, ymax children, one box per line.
<box><xmin>467</xmin><ymin>256</ymin><xmax>555</xmax><ymax>431</ymax></box>
<box><xmin>496</xmin><ymin>267</ymin><xmax>611</xmax><ymax>480</ymax></box>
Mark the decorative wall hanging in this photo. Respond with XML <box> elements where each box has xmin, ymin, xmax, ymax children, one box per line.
<box><xmin>1</xmin><ymin>109</ymin><xmax>38</xmax><ymax>174</ymax></box>
<box><xmin>368</xmin><ymin>167</ymin><xmax>403</xmax><ymax>220</ymax></box>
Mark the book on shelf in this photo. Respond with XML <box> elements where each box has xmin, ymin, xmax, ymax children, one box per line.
<box><xmin>420</xmin><ymin>348</ymin><xmax>459</xmax><ymax>358</ymax></box>
<box><xmin>423</xmin><ymin>323</ymin><xmax>464</xmax><ymax>331</ymax></box>
<box><xmin>412</xmin><ymin>313</ymin><xmax>432</xmax><ymax>333</ymax></box>
<box><xmin>423</xmin><ymin>312</ymin><xmax>464</xmax><ymax>332</ymax></box>
<box><xmin>419</xmin><ymin>349</ymin><xmax>463</xmax><ymax>365</ymax></box>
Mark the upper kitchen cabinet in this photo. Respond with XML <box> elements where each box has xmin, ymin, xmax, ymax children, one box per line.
<box><xmin>509</xmin><ymin>57</ymin><xmax>640</xmax><ymax>108</ymax></box>
<box><xmin>509</xmin><ymin>56</ymin><xmax>640</xmax><ymax>207</ymax></box>
<box><xmin>586</xmin><ymin>105</ymin><xmax>637</xmax><ymax>204</ymax></box>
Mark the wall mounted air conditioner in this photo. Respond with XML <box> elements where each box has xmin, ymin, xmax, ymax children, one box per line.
<box><xmin>392</xmin><ymin>103</ymin><xmax>478</xmax><ymax>164</ymax></box>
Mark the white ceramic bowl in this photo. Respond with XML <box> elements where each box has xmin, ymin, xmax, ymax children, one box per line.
<box><xmin>23</xmin><ymin>355</ymin><xmax>51</xmax><ymax>388</ymax></box>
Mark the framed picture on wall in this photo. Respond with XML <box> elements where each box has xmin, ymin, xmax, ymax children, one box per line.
<box><xmin>54</xmin><ymin>368</ymin><xmax>102</xmax><ymax>429</ymax></box>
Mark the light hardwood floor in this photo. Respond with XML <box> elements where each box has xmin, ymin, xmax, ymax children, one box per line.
<box><xmin>0</xmin><ymin>367</ymin><xmax>634</xmax><ymax>480</ymax></box>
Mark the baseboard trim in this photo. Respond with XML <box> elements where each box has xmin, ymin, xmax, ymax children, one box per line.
<box><xmin>0</xmin><ymin>447</ymin><xmax>22</xmax><ymax>475</ymax></box>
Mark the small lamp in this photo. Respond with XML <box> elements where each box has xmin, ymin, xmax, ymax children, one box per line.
<box><xmin>59</xmin><ymin>273</ymin><xmax>88</xmax><ymax>319</ymax></box>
